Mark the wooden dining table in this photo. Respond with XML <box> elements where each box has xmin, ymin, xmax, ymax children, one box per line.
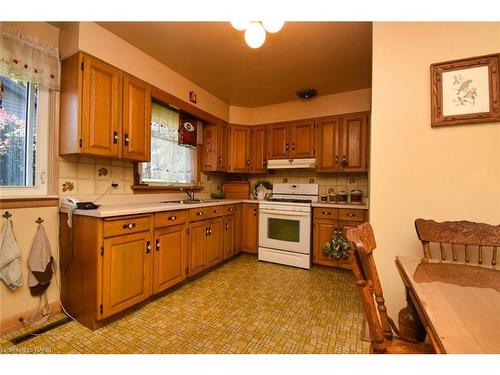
<box><xmin>395</xmin><ymin>255</ymin><xmax>500</xmax><ymax>354</ymax></box>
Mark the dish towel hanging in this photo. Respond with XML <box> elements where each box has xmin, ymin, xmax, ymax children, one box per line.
<box><xmin>0</xmin><ymin>218</ymin><xmax>23</xmax><ymax>289</ymax></box>
<box><xmin>27</xmin><ymin>224</ymin><xmax>55</xmax><ymax>296</ymax></box>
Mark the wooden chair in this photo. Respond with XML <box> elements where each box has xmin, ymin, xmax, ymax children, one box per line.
<box><xmin>345</xmin><ymin>222</ymin><xmax>434</xmax><ymax>354</ymax></box>
<box><xmin>415</xmin><ymin>219</ymin><xmax>500</xmax><ymax>266</ymax></box>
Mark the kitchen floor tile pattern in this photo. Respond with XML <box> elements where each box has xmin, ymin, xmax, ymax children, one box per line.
<box><xmin>1</xmin><ymin>255</ymin><xmax>369</xmax><ymax>354</ymax></box>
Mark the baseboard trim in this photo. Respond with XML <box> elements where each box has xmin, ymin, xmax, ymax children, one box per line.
<box><xmin>0</xmin><ymin>300</ymin><xmax>62</xmax><ymax>336</ymax></box>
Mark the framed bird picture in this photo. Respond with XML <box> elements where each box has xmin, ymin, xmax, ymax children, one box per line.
<box><xmin>431</xmin><ymin>54</ymin><xmax>500</xmax><ymax>127</ymax></box>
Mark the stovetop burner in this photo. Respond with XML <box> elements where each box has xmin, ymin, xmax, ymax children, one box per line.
<box><xmin>268</xmin><ymin>198</ymin><xmax>313</xmax><ymax>204</ymax></box>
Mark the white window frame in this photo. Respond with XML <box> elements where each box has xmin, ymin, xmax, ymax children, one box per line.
<box><xmin>0</xmin><ymin>86</ymin><xmax>49</xmax><ymax>197</ymax></box>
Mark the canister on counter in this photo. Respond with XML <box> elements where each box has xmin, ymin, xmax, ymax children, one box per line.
<box><xmin>350</xmin><ymin>189</ymin><xmax>363</xmax><ymax>204</ymax></box>
<box><xmin>327</xmin><ymin>188</ymin><xmax>336</xmax><ymax>203</ymax></box>
<box><xmin>337</xmin><ymin>190</ymin><xmax>348</xmax><ymax>204</ymax></box>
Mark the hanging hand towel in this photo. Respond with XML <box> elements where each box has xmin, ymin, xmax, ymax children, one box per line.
<box><xmin>0</xmin><ymin>218</ymin><xmax>23</xmax><ymax>289</ymax></box>
<box><xmin>27</xmin><ymin>224</ymin><xmax>55</xmax><ymax>296</ymax></box>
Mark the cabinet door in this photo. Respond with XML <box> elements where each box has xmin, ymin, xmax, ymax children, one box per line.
<box><xmin>153</xmin><ymin>224</ymin><xmax>187</xmax><ymax>293</ymax></box>
<box><xmin>102</xmin><ymin>231</ymin><xmax>151</xmax><ymax>318</ymax></box>
<box><xmin>122</xmin><ymin>74</ymin><xmax>151</xmax><ymax>161</ymax></box>
<box><xmin>206</xmin><ymin>218</ymin><xmax>223</xmax><ymax>267</ymax></box>
<box><xmin>188</xmin><ymin>221</ymin><xmax>208</xmax><ymax>276</ymax></box>
<box><xmin>234</xmin><ymin>204</ymin><xmax>242</xmax><ymax>254</ymax></box>
<box><xmin>228</xmin><ymin>125</ymin><xmax>250</xmax><ymax>172</ymax></box>
<box><xmin>267</xmin><ymin>124</ymin><xmax>290</xmax><ymax>160</ymax></box>
<box><xmin>218</xmin><ymin>120</ymin><xmax>229</xmax><ymax>172</ymax></box>
<box><xmin>290</xmin><ymin>120</ymin><xmax>315</xmax><ymax>158</ymax></box>
<box><xmin>82</xmin><ymin>54</ymin><xmax>121</xmax><ymax>158</ymax></box>
<box><xmin>339</xmin><ymin>113</ymin><xmax>369</xmax><ymax>172</ymax></box>
<box><xmin>202</xmin><ymin>123</ymin><xmax>219</xmax><ymax>172</ymax></box>
<box><xmin>313</xmin><ymin>219</ymin><xmax>340</xmax><ymax>267</ymax></box>
<box><xmin>240</xmin><ymin>203</ymin><xmax>258</xmax><ymax>253</ymax></box>
<box><xmin>223</xmin><ymin>215</ymin><xmax>235</xmax><ymax>259</ymax></box>
<box><xmin>250</xmin><ymin>126</ymin><xmax>267</xmax><ymax>173</ymax></box>
<box><xmin>315</xmin><ymin>116</ymin><xmax>341</xmax><ymax>172</ymax></box>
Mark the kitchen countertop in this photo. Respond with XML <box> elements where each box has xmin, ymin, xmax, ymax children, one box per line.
<box><xmin>311</xmin><ymin>202</ymin><xmax>369</xmax><ymax>210</ymax></box>
<box><xmin>60</xmin><ymin>199</ymin><xmax>261</xmax><ymax>218</ymax></box>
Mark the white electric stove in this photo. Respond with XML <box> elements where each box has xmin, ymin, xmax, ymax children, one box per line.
<box><xmin>258</xmin><ymin>183</ymin><xmax>318</xmax><ymax>269</ymax></box>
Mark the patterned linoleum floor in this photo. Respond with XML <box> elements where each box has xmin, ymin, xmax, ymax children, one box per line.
<box><xmin>1</xmin><ymin>254</ymin><xmax>369</xmax><ymax>354</ymax></box>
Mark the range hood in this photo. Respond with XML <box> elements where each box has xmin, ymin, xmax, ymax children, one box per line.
<box><xmin>267</xmin><ymin>158</ymin><xmax>316</xmax><ymax>169</ymax></box>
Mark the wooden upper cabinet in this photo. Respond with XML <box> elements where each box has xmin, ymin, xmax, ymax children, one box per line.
<box><xmin>60</xmin><ymin>52</ymin><xmax>152</xmax><ymax>160</ymax></box>
<box><xmin>315</xmin><ymin>116</ymin><xmax>341</xmax><ymax>172</ymax></box>
<box><xmin>122</xmin><ymin>74</ymin><xmax>151</xmax><ymax>161</ymax></box>
<box><xmin>250</xmin><ymin>126</ymin><xmax>267</xmax><ymax>173</ymax></box>
<box><xmin>267</xmin><ymin>124</ymin><xmax>290</xmax><ymax>160</ymax></box>
<box><xmin>201</xmin><ymin>122</ymin><xmax>219</xmax><ymax>172</ymax></box>
<box><xmin>81</xmin><ymin>54</ymin><xmax>122</xmax><ymax>158</ymax></box>
<box><xmin>339</xmin><ymin>113</ymin><xmax>369</xmax><ymax>172</ymax></box>
<box><xmin>227</xmin><ymin>125</ymin><xmax>250</xmax><ymax>172</ymax></box>
<box><xmin>218</xmin><ymin>120</ymin><xmax>229</xmax><ymax>172</ymax></box>
<box><xmin>290</xmin><ymin>120</ymin><xmax>315</xmax><ymax>158</ymax></box>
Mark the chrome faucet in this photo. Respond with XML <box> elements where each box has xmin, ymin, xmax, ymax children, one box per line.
<box><xmin>181</xmin><ymin>187</ymin><xmax>195</xmax><ymax>201</ymax></box>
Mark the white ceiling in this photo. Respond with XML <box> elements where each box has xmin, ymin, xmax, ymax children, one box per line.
<box><xmin>96</xmin><ymin>22</ymin><xmax>372</xmax><ymax>107</ymax></box>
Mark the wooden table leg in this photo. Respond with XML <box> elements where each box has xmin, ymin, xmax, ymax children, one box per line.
<box><xmin>398</xmin><ymin>289</ymin><xmax>426</xmax><ymax>342</ymax></box>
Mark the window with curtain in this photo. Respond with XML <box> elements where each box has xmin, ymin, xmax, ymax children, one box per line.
<box><xmin>140</xmin><ymin>102</ymin><xmax>197</xmax><ymax>185</ymax></box>
<box><xmin>0</xmin><ymin>25</ymin><xmax>59</xmax><ymax>195</ymax></box>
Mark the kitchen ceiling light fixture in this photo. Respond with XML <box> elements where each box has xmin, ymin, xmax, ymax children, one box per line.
<box><xmin>231</xmin><ymin>20</ymin><xmax>284</xmax><ymax>48</ymax></box>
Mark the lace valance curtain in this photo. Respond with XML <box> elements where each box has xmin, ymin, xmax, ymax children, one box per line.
<box><xmin>0</xmin><ymin>25</ymin><xmax>60</xmax><ymax>90</ymax></box>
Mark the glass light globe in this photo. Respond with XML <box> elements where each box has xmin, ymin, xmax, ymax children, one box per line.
<box><xmin>230</xmin><ymin>20</ymin><xmax>250</xmax><ymax>31</ymax></box>
<box><xmin>262</xmin><ymin>20</ymin><xmax>285</xmax><ymax>33</ymax></box>
<box><xmin>244</xmin><ymin>22</ymin><xmax>266</xmax><ymax>48</ymax></box>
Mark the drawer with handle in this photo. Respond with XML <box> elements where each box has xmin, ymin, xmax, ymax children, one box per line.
<box><xmin>314</xmin><ymin>207</ymin><xmax>339</xmax><ymax>220</ymax></box>
<box><xmin>338</xmin><ymin>209</ymin><xmax>366</xmax><ymax>222</ymax></box>
<box><xmin>103</xmin><ymin>214</ymin><xmax>151</xmax><ymax>238</ymax></box>
<box><xmin>188</xmin><ymin>205</ymin><xmax>224</xmax><ymax>221</ymax></box>
<box><xmin>224</xmin><ymin>204</ymin><xmax>236</xmax><ymax>216</ymax></box>
<box><xmin>154</xmin><ymin>210</ymin><xmax>187</xmax><ymax>228</ymax></box>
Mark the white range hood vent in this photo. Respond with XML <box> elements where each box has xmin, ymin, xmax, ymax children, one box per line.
<box><xmin>267</xmin><ymin>158</ymin><xmax>316</xmax><ymax>169</ymax></box>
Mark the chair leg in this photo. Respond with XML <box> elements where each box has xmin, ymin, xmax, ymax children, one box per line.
<box><xmin>398</xmin><ymin>290</ymin><xmax>426</xmax><ymax>342</ymax></box>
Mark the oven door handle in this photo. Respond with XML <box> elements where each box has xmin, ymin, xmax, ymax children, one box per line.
<box><xmin>259</xmin><ymin>209</ymin><xmax>310</xmax><ymax>217</ymax></box>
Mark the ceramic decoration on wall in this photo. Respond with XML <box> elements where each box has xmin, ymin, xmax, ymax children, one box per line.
<box><xmin>431</xmin><ymin>54</ymin><xmax>500</xmax><ymax>127</ymax></box>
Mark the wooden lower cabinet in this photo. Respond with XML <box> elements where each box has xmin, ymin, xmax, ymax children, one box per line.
<box><xmin>204</xmin><ymin>218</ymin><xmax>224</xmax><ymax>267</ymax></box>
<box><xmin>312</xmin><ymin>208</ymin><xmax>367</xmax><ymax>270</ymax></box>
<box><xmin>240</xmin><ymin>203</ymin><xmax>259</xmax><ymax>253</ymax></box>
<box><xmin>223</xmin><ymin>215</ymin><xmax>236</xmax><ymax>259</ymax></box>
<box><xmin>153</xmin><ymin>224</ymin><xmax>187</xmax><ymax>294</ymax></box>
<box><xmin>188</xmin><ymin>220</ymin><xmax>208</xmax><ymax>277</ymax></box>
<box><xmin>102</xmin><ymin>231</ymin><xmax>152</xmax><ymax>318</ymax></box>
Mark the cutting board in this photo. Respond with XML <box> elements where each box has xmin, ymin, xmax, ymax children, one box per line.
<box><xmin>222</xmin><ymin>181</ymin><xmax>251</xmax><ymax>199</ymax></box>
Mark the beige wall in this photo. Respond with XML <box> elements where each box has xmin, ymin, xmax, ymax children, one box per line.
<box><xmin>0</xmin><ymin>22</ymin><xmax>61</xmax><ymax>327</ymax></box>
<box><xmin>370</xmin><ymin>22</ymin><xmax>500</xmax><ymax>317</ymax></box>
<box><xmin>229</xmin><ymin>88</ymin><xmax>371</xmax><ymax>125</ymax></box>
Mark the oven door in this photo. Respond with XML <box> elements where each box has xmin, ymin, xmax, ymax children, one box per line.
<box><xmin>259</xmin><ymin>208</ymin><xmax>311</xmax><ymax>254</ymax></box>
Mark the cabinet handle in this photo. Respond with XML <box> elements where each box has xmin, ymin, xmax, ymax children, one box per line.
<box><xmin>214</xmin><ymin>209</ymin><xmax>219</xmax><ymax>213</ymax></box>
<box><xmin>322</xmin><ymin>212</ymin><xmax>331</xmax><ymax>216</ymax></box>
<box><xmin>205</xmin><ymin>227</ymin><xmax>209</xmax><ymax>237</ymax></box>
<box><xmin>292</xmin><ymin>143</ymin><xmax>296</xmax><ymax>151</ymax></box>
<box><xmin>253</xmin><ymin>208</ymin><xmax>257</xmax><ymax>216</ymax></box>
<box><xmin>168</xmin><ymin>215</ymin><xmax>176</xmax><ymax>221</ymax></box>
<box><xmin>123</xmin><ymin>223</ymin><xmax>136</xmax><ymax>229</ymax></box>
<box><xmin>208</xmin><ymin>226</ymin><xmax>212</xmax><ymax>236</ymax></box>
<box><xmin>155</xmin><ymin>239</ymin><xmax>160</xmax><ymax>251</ymax></box>
<box><xmin>285</xmin><ymin>143</ymin><xmax>289</xmax><ymax>151</ymax></box>
<box><xmin>246</xmin><ymin>159</ymin><xmax>250</xmax><ymax>166</ymax></box>
<box><xmin>218</xmin><ymin>156</ymin><xmax>222</xmax><ymax>164</ymax></box>
<box><xmin>335</xmin><ymin>155</ymin><xmax>339</xmax><ymax>165</ymax></box>
<box><xmin>146</xmin><ymin>241</ymin><xmax>151</xmax><ymax>254</ymax></box>
<box><xmin>263</xmin><ymin>159</ymin><xmax>267</xmax><ymax>166</ymax></box>
<box><xmin>113</xmin><ymin>131</ymin><xmax>119</xmax><ymax>144</ymax></box>
<box><xmin>124</xmin><ymin>134</ymin><xmax>129</xmax><ymax>146</ymax></box>
<box><xmin>228</xmin><ymin>208</ymin><xmax>234</xmax><ymax>212</ymax></box>
<box><xmin>347</xmin><ymin>213</ymin><xmax>355</xmax><ymax>217</ymax></box>
<box><xmin>341</xmin><ymin>156</ymin><xmax>348</xmax><ymax>168</ymax></box>
<box><xmin>225</xmin><ymin>222</ymin><xmax>229</xmax><ymax>231</ymax></box>
<box><xmin>196</xmin><ymin>211</ymin><xmax>204</xmax><ymax>216</ymax></box>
